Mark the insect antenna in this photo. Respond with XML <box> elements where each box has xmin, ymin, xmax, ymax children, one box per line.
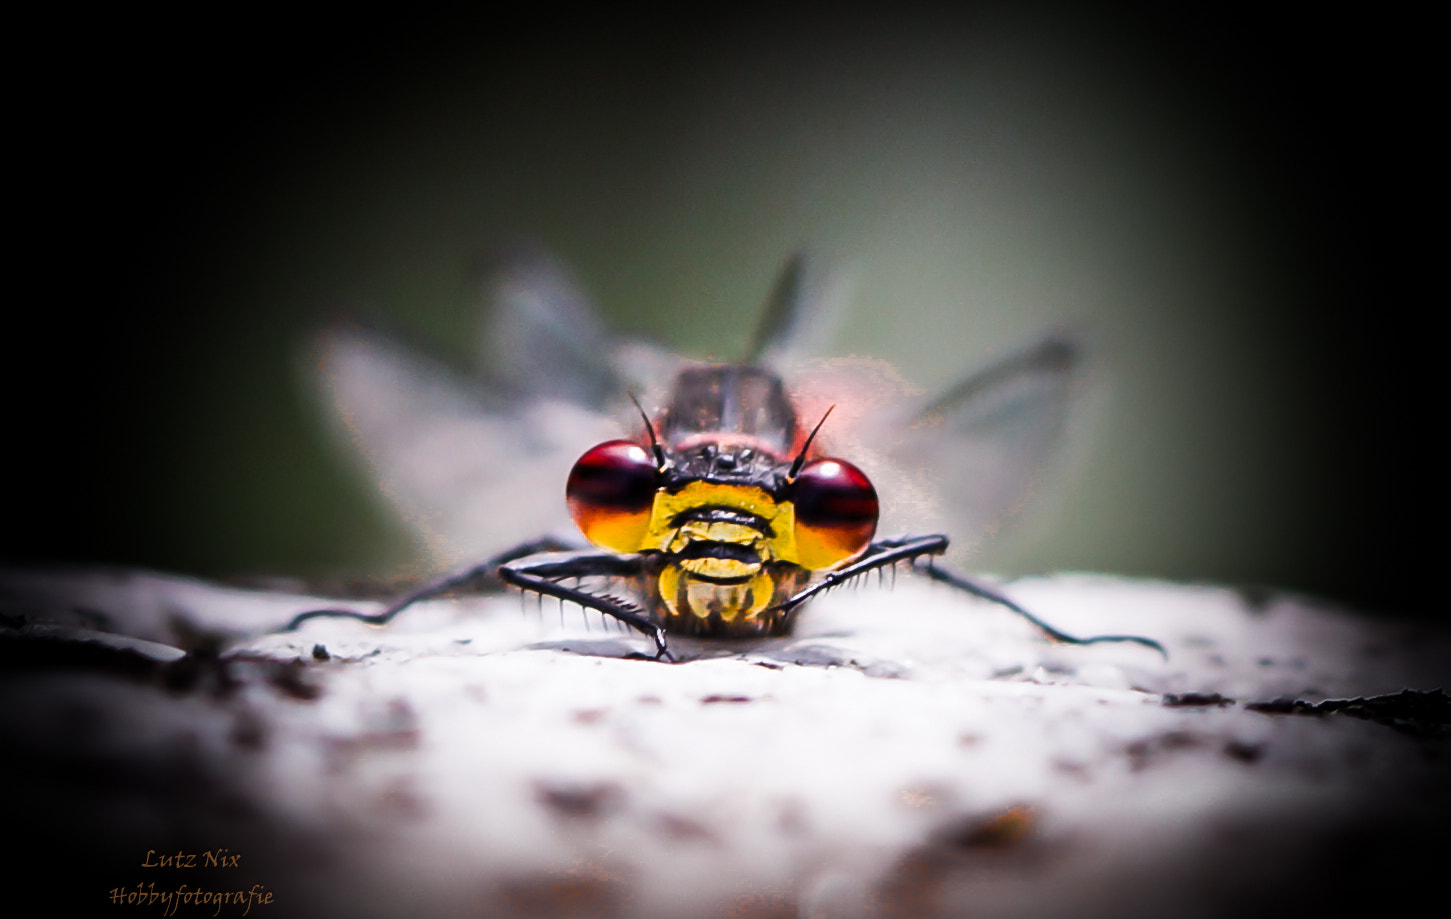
<box><xmin>630</xmin><ymin>393</ymin><xmax>668</xmax><ymax>470</ymax></box>
<box><xmin>788</xmin><ymin>404</ymin><xmax>836</xmax><ymax>480</ymax></box>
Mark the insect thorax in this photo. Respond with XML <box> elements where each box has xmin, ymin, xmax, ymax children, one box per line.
<box><xmin>660</xmin><ymin>364</ymin><xmax>798</xmax><ymax>455</ymax></box>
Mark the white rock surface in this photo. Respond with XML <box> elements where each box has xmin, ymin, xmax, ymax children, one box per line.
<box><xmin>2</xmin><ymin>566</ymin><xmax>1446</xmax><ymax>918</ymax></box>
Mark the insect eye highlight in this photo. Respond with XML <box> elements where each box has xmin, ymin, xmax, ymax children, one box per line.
<box><xmin>567</xmin><ymin>440</ymin><xmax>660</xmax><ymax>552</ymax></box>
<box><xmin>791</xmin><ymin>458</ymin><xmax>878</xmax><ymax>569</ymax></box>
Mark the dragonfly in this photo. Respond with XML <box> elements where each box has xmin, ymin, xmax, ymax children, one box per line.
<box><xmin>287</xmin><ymin>251</ymin><xmax>1163</xmax><ymax>661</ymax></box>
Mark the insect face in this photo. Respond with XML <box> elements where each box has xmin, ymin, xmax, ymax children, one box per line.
<box><xmin>564</xmin><ymin>379</ymin><xmax>880</xmax><ymax>639</ymax></box>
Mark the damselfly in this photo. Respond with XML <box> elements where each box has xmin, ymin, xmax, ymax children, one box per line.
<box><xmin>289</xmin><ymin>252</ymin><xmax>1162</xmax><ymax>660</ymax></box>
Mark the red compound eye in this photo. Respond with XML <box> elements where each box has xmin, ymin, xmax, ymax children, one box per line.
<box><xmin>566</xmin><ymin>440</ymin><xmax>660</xmax><ymax>552</ymax></box>
<box><xmin>791</xmin><ymin>458</ymin><xmax>878</xmax><ymax>569</ymax></box>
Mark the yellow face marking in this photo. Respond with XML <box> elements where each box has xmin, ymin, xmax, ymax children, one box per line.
<box><xmin>637</xmin><ymin>480</ymin><xmax>806</xmax><ymax>567</ymax></box>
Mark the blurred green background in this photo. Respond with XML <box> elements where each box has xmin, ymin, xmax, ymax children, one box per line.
<box><xmin>9</xmin><ymin>8</ymin><xmax>1436</xmax><ymax>616</ymax></box>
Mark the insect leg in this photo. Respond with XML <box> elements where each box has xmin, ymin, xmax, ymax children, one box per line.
<box><xmin>774</xmin><ymin>536</ymin><xmax>950</xmax><ymax>615</ymax></box>
<box><xmin>915</xmin><ymin>560</ymin><xmax>1167</xmax><ymax>657</ymax></box>
<box><xmin>498</xmin><ymin>550</ymin><xmax>672</xmax><ymax>661</ymax></box>
<box><xmin>282</xmin><ymin>536</ymin><xmax>575</xmax><ymax>632</ymax></box>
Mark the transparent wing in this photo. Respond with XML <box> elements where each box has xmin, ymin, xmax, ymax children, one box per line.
<box><xmin>745</xmin><ymin>254</ymin><xmax>852</xmax><ymax>372</ymax></box>
<box><xmin>872</xmin><ymin>336</ymin><xmax>1080</xmax><ymax>561</ymax></box>
<box><xmin>737</xmin><ymin>258</ymin><xmax>1082</xmax><ymax>563</ymax></box>
<box><xmin>783</xmin><ymin>332</ymin><xmax>1081</xmax><ymax>565</ymax></box>
<box><xmin>478</xmin><ymin>248</ymin><xmax>630</xmax><ymax>407</ymax></box>
<box><xmin>310</xmin><ymin>251</ymin><xmax>674</xmax><ymax>570</ymax></box>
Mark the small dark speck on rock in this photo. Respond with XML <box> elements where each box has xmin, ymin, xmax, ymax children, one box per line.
<box><xmin>1126</xmin><ymin>731</ymin><xmax>1206</xmax><ymax>771</ymax></box>
<box><xmin>1163</xmin><ymin>692</ymin><xmax>1236</xmax><ymax>707</ymax></box>
<box><xmin>700</xmin><ymin>694</ymin><xmax>753</xmax><ymax>704</ymax></box>
<box><xmin>165</xmin><ymin>615</ymin><xmax>229</xmax><ymax>655</ymax></box>
<box><xmin>1052</xmin><ymin>758</ymin><xmax>1089</xmax><ymax>779</ymax></box>
<box><xmin>500</xmin><ymin>872</ymin><xmax>626</xmax><ymax>918</ymax></box>
<box><xmin>265</xmin><ymin>658</ymin><xmax>323</xmax><ymax>701</ymax></box>
<box><xmin>776</xmin><ymin>799</ymin><xmax>808</xmax><ymax>835</ymax></box>
<box><xmin>230</xmin><ymin>711</ymin><xmax>267</xmax><ymax>750</ymax></box>
<box><xmin>939</xmin><ymin>805</ymin><xmax>1035</xmax><ymax>850</ymax></box>
<box><xmin>312</xmin><ymin>644</ymin><xmax>330</xmax><ymax>662</ymax></box>
<box><xmin>654</xmin><ymin>811</ymin><xmax>717</xmax><ymax>842</ymax></box>
<box><xmin>377</xmin><ymin>780</ymin><xmax>428</xmax><ymax>821</ymax></box>
<box><xmin>1224</xmin><ymin>740</ymin><xmax>1263</xmax><ymax>763</ymax></box>
<box><xmin>1160</xmin><ymin>731</ymin><xmax>1201</xmax><ymax>750</ymax></box>
<box><xmin>878</xmin><ymin>805</ymin><xmax>1042</xmax><ymax>913</ymax></box>
<box><xmin>1235</xmin><ymin>585</ymin><xmax>1279</xmax><ymax>613</ymax></box>
<box><xmin>536</xmin><ymin>781</ymin><xmax>624</xmax><ymax>820</ymax></box>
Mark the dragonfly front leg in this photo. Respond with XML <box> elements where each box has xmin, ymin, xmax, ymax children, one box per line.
<box><xmin>498</xmin><ymin>550</ymin><xmax>671</xmax><ymax>660</ymax></box>
<box><xmin>283</xmin><ymin>536</ymin><xmax>576</xmax><ymax>632</ymax></box>
<box><xmin>773</xmin><ymin>535</ymin><xmax>950</xmax><ymax>616</ymax></box>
